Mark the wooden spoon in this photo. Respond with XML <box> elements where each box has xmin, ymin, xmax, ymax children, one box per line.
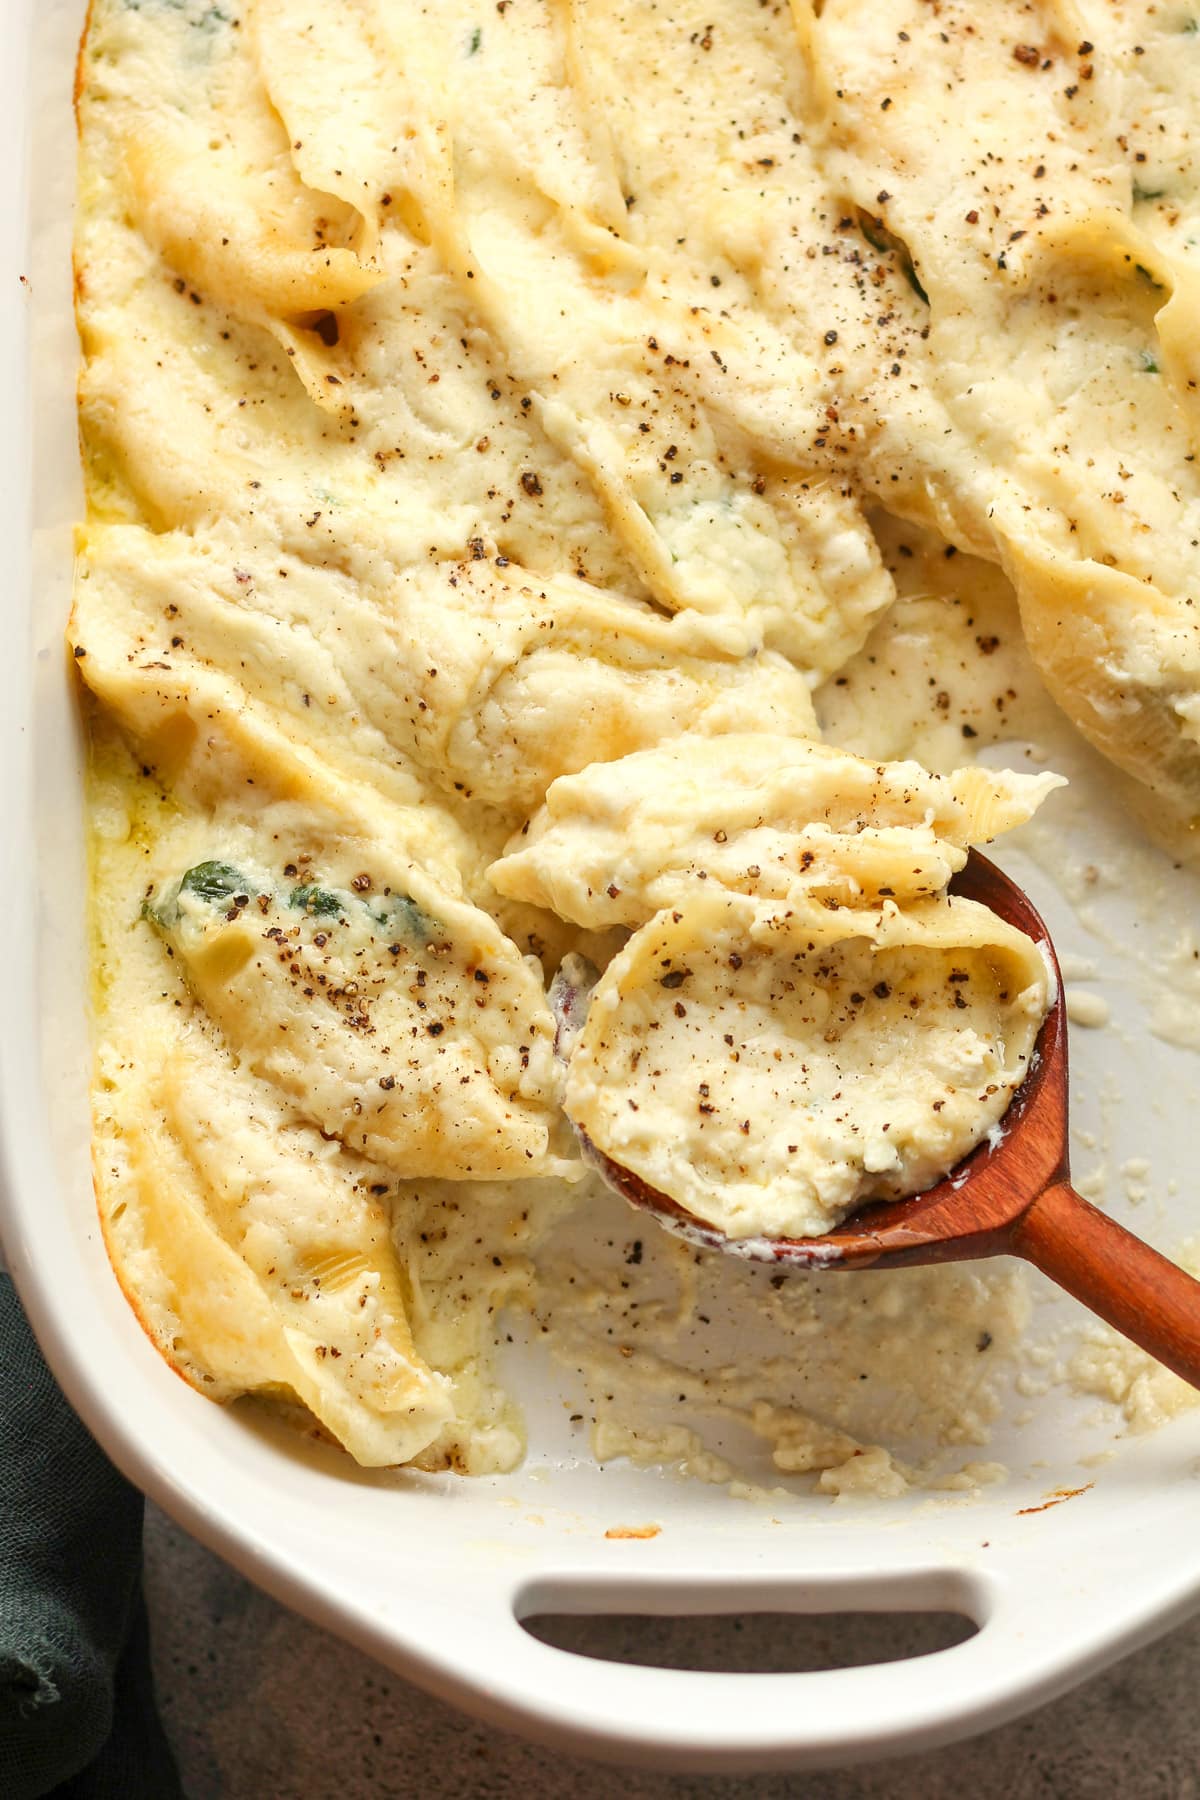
<box><xmin>579</xmin><ymin>851</ymin><xmax>1200</xmax><ymax>1390</ymax></box>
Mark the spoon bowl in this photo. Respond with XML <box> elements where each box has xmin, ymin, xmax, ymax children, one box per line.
<box><xmin>582</xmin><ymin>851</ymin><xmax>1200</xmax><ymax>1388</ymax></box>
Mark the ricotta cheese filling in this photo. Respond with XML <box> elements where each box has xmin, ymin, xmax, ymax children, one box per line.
<box><xmin>559</xmin><ymin>892</ymin><xmax>1049</xmax><ymax>1242</ymax></box>
<box><xmin>494</xmin><ymin>735</ymin><xmax>1058</xmax><ymax>1238</ymax></box>
<box><xmin>71</xmin><ymin>0</ymin><xmax>1196</xmax><ymax>1474</ymax></box>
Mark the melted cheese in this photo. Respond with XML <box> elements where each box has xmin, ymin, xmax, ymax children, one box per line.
<box><xmin>76</xmin><ymin>0</ymin><xmax>1200</xmax><ymax>1476</ymax></box>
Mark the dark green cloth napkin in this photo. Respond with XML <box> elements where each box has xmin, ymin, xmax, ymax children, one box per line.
<box><xmin>0</xmin><ymin>1274</ymin><xmax>182</xmax><ymax>1799</ymax></box>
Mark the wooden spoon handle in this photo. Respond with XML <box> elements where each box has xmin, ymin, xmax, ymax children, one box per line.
<box><xmin>1012</xmin><ymin>1180</ymin><xmax>1200</xmax><ymax>1389</ymax></box>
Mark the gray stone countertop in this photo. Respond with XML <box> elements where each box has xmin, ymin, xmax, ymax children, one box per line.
<box><xmin>145</xmin><ymin>1506</ymin><xmax>1196</xmax><ymax>1798</ymax></box>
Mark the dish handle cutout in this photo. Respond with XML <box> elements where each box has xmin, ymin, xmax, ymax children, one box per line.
<box><xmin>522</xmin><ymin>1607</ymin><xmax>976</xmax><ymax>1673</ymax></box>
<box><xmin>447</xmin><ymin>1567</ymin><xmax>1080</xmax><ymax>1769</ymax></box>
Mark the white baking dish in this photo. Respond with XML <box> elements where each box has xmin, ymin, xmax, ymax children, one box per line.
<box><xmin>4</xmin><ymin>0</ymin><xmax>1200</xmax><ymax>1772</ymax></box>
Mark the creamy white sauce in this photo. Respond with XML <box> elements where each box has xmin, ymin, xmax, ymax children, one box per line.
<box><xmin>73</xmin><ymin>0</ymin><xmax>1200</xmax><ymax>1488</ymax></box>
